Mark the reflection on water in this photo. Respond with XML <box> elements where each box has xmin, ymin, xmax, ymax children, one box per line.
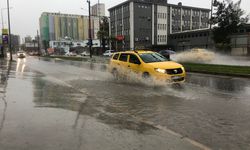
<box><xmin>0</xmin><ymin>60</ymin><xmax>12</xmax><ymax>133</ymax></box>
<box><xmin>16</xmin><ymin>58</ymin><xmax>26</xmax><ymax>74</ymax></box>
<box><xmin>32</xmin><ymin>76</ymin><xmax>157</xmax><ymax>133</ymax></box>
<box><xmin>187</xmin><ymin>73</ymin><xmax>248</xmax><ymax>94</ymax></box>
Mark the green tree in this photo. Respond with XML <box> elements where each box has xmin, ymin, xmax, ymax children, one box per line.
<box><xmin>211</xmin><ymin>0</ymin><xmax>249</xmax><ymax>51</ymax></box>
<box><xmin>97</xmin><ymin>16</ymin><xmax>109</xmax><ymax>53</ymax></box>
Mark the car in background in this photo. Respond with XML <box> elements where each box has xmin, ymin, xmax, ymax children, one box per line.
<box><xmin>158</xmin><ymin>50</ymin><xmax>176</xmax><ymax>60</ymax></box>
<box><xmin>109</xmin><ymin>50</ymin><xmax>186</xmax><ymax>83</ymax></box>
<box><xmin>80</xmin><ymin>51</ymin><xmax>90</xmax><ymax>56</ymax></box>
<box><xmin>17</xmin><ymin>51</ymin><xmax>26</xmax><ymax>58</ymax></box>
<box><xmin>103</xmin><ymin>50</ymin><xmax>115</xmax><ymax>57</ymax></box>
<box><xmin>65</xmin><ymin>52</ymin><xmax>77</xmax><ymax>56</ymax></box>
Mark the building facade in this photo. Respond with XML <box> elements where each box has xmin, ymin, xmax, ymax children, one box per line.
<box><xmin>91</xmin><ymin>3</ymin><xmax>105</xmax><ymax>17</ymax></box>
<box><xmin>39</xmin><ymin>12</ymin><xmax>101</xmax><ymax>45</ymax></box>
<box><xmin>109</xmin><ymin>0</ymin><xmax>210</xmax><ymax>50</ymax></box>
<box><xmin>231</xmin><ymin>24</ymin><xmax>250</xmax><ymax>56</ymax></box>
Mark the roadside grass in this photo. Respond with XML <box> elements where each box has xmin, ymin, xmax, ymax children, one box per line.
<box><xmin>182</xmin><ymin>63</ymin><xmax>250</xmax><ymax>77</ymax></box>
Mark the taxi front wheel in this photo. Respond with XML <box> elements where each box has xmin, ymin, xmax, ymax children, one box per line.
<box><xmin>142</xmin><ymin>72</ymin><xmax>150</xmax><ymax>79</ymax></box>
<box><xmin>112</xmin><ymin>69</ymin><xmax>119</xmax><ymax>79</ymax></box>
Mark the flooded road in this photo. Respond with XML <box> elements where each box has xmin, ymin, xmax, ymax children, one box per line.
<box><xmin>1</xmin><ymin>57</ymin><xmax>250</xmax><ymax>150</ymax></box>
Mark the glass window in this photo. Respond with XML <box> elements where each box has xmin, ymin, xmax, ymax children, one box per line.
<box><xmin>139</xmin><ymin>53</ymin><xmax>168</xmax><ymax>63</ymax></box>
<box><xmin>129</xmin><ymin>54</ymin><xmax>140</xmax><ymax>64</ymax></box>
<box><xmin>113</xmin><ymin>54</ymin><xmax>119</xmax><ymax>60</ymax></box>
<box><xmin>119</xmin><ymin>53</ymin><xmax>128</xmax><ymax>62</ymax></box>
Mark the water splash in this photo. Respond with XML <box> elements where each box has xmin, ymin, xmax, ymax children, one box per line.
<box><xmin>172</xmin><ymin>48</ymin><xmax>250</xmax><ymax>66</ymax></box>
<box><xmin>172</xmin><ymin>48</ymin><xmax>215</xmax><ymax>63</ymax></box>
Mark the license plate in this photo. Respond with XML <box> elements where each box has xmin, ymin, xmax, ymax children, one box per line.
<box><xmin>171</xmin><ymin>76</ymin><xmax>182</xmax><ymax>80</ymax></box>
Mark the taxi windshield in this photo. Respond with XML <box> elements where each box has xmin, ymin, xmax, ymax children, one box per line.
<box><xmin>139</xmin><ymin>52</ymin><xmax>168</xmax><ymax>63</ymax></box>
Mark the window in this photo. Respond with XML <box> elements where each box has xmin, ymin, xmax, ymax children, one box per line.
<box><xmin>139</xmin><ymin>53</ymin><xmax>168</xmax><ymax>63</ymax></box>
<box><xmin>119</xmin><ymin>53</ymin><xmax>128</xmax><ymax>62</ymax></box>
<box><xmin>129</xmin><ymin>54</ymin><xmax>140</xmax><ymax>64</ymax></box>
<box><xmin>113</xmin><ymin>54</ymin><xmax>119</xmax><ymax>60</ymax></box>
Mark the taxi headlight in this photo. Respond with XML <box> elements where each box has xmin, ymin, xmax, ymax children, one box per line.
<box><xmin>155</xmin><ymin>68</ymin><xmax>166</xmax><ymax>74</ymax></box>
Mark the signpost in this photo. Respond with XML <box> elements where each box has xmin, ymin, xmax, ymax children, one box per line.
<box><xmin>1</xmin><ymin>29</ymin><xmax>8</xmax><ymax>58</ymax></box>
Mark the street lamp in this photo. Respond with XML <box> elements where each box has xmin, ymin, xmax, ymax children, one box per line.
<box><xmin>87</xmin><ymin>0</ymin><xmax>92</xmax><ymax>58</ymax></box>
<box><xmin>1</xmin><ymin>7</ymin><xmax>12</xmax><ymax>29</ymax></box>
<box><xmin>7</xmin><ymin>0</ymin><xmax>13</xmax><ymax>61</ymax></box>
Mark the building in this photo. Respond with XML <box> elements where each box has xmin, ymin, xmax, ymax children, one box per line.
<box><xmin>168</xmin><ymin>28</ymin><xmax>214</xmax><ymax>51</ymax></box>
<box><xmin>11</xmin><ymin>34</ymin><xmax>20</xmax><ymax>52</ymax></box>
<box><xmin>109</xmin><ymin>0</ymin><xmax>210</xmax><ymax>50</ymax></box>
<box><xmin>39</xmin><ymin>11</ymin><xmax>101</xmax><ymax>48</ymax></box>
<box><xmin>91</xmin><ymin>3</ymin><xmax>105</xmax><ymax>17</ymax></box>
<box><xmin>24</xmin><ymin>36</ymin><xmax>32</xmax><ymax>43</ymax></box>
<box><xmin>230</xmin><ymin>24</ymin><xmax>250</xmax><ymax>56</ymax></box>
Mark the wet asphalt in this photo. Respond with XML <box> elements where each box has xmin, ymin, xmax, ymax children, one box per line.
<box><xmin>0</xmin><ymin>57</ymin><xmax>250</xmax><ymax>150</ymax></box>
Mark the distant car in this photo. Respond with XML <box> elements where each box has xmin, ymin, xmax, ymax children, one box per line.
<box><xmin>103</xmin><ymin>50</ymin><xmax>115</xmax><ymax>57</ymax></box>
<box><xmin>65</xmin><ymin>52</ymin><xmax>77</xmax><ymax>56</ymax></box>
<box><xmin>17</xmin><ymin>51</ymin><xmax>26</xmax><ymax>58</ymax></box>
<box><xmin>158</xmin><ymin>50</ymin><xmax>176</xmax><ymax>60</ymax></box>
<box><xmin>80</xmin><ymin>51</ymin><xmax>90</xmax><ymax>56</ymax></box>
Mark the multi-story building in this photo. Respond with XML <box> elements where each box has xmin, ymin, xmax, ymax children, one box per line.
<box><xmin>91</xmin><ymin>3</ymin><xmax>105</xmax><ymax>17</ymax></box>
<box><xmin>109</xmin><ymin>0</ymin><xmax>210</xmax><ymax>50</ymax></box>
<box><xmin>11</xmin><ymin>34</ymin><xmax>20</xmax><ymax>52</ymax></box>
<box><xmin>39</xmin><ymin>12</ymin><xmax>101</xmax><ymax>45</ymax></box>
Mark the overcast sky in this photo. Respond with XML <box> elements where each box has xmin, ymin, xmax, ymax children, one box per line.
<box><xmin>0</xmin><ymin>0</ymin><xmax>249</xmax><ymax>40</ymax></box>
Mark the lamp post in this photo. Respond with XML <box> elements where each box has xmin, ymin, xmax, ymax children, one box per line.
<box><xmin>1</xmin><ymin>8</ymin><xmax>5</xmax><ymax>29</ymax></box>
<box><xmin>87</xmin><ymin>0</ymin><xmax>92</xmax><ymax>58</ymax></box>
<box><xmin>1</xmin><ymin>7</ymin><xmax>12</xmax><ymax>29</ymax></box>
<box><xmin>206</xmin><ymin>0</ymin><xmax>214</xmax><ymax>49</ymax></box>
<box><xmin>7</xmin><ymin>0</ymin><xmax>13</xmax><ymax>61</ymax></box>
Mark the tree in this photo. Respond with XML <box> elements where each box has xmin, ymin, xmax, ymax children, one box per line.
<box><xmin>211</xmin><ymin>0</ymin><xmax>249</xmax><ymax>51</ymax></box>
<box><xmin>97</xmin><ymin>16</ymin><xmax>109</xmax><ymax>53</ymax></box>
<box><xmin>42</xmin><ymin>40</ymin><xmax>49</xmax><ymax>54</ymax></box>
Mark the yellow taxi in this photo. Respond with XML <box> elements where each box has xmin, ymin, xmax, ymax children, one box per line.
<box><xmin>109</xmin><ymin>50</ymin><xmax>186</xmax><ymax>83</ymax></box>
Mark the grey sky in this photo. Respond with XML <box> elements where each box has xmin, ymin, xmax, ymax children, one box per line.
<box><xmin>0</xmin><ymin>0</ymin><xmax>249</xmax><ymax>40</ymax></box>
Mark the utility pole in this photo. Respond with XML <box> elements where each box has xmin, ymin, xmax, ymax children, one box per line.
<box><xmin>98</xmin><ymin>0</ymin><xmax>102</xmax><ymax>54</ymax></box>
<box><xmin>1</xmin><ymin>9</ymin><xmax>4</xmax><ymax>30</ymax></box>
<box><xmin>206</xmin><ymin>0</ymin><xmax>214</xmax><ymax>49</ymax></box>
<box><xmin>7</xmin><ymin>0</ymin><xmax>12</xmax><ymax>61</ymax></box>
<box><xmin>87</xmin><ymin>0</ymin><xmax>92</xmax><ymax>58</ymax></box>
<box><xmin>37</xmin><ymin>30</ymin><xmax>40</xmax><ymax>54</ymax></box>
<box><xmin>210</xmin><ymin>0</ymin><xmax>213</xmax><ymax>30</ymax></box>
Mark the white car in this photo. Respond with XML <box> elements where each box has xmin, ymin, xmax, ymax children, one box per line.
<box><xmin>17</xmin><ymin>51</ymin><xmax>26</xmax><ymax>58</ymax></box>
<box><xmin>65</xmin><ymin>52</ymin><xmax>77</xmax><ymax>56</ymax></box>
<box><xmin>103</xmin><ymin>50</ymin><xmax>115</xmax><ymax>57</ymax></box>
<box><xmin>80</xmin><ymin>51</ymin><xmax>90</xmax><ymax>56</ymax></box>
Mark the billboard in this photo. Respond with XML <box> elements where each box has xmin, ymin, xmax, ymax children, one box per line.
<box><xmin>2</xmin><ymin>29</ymin><xmax>8</xmax><ymax>35</ymax></box>
<box><xmin>2</xmin><ymin>35</ymin><xmax>8</xmax><ymax>44</ymax></box>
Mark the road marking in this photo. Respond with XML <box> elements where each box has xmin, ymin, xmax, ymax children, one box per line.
<box><xmin>130</xmin><ymin>115</ymin><xmax>212</xmax><ymax>150</ymax></box>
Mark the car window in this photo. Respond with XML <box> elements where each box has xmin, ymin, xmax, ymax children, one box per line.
<box><xmin>113</xmin><ymin>53</ymin><xmax>119</xmax><ymax>60</ymax></box>
<box><xmin>129</xmin><ymin>54</ymin><xmax>140</xmax><ymax>64</ymax></box>
<box><xmin>139</xmin><ymin>52</ymin><xmax>168</xmax><ymax>63</ymax></box>
<box><xmin>119</xmin><ymin>53</ymin><xmax>128</xmax><ymax>62</ymax></box>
